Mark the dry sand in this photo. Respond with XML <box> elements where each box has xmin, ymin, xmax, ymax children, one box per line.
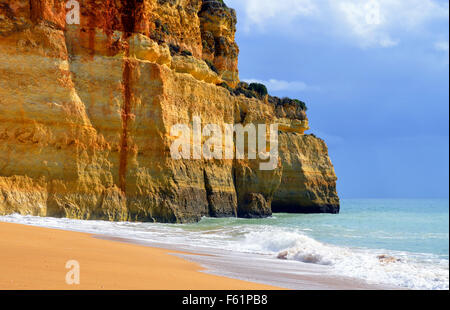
<box><xmin>0</xmin><ymin>222</ymin><xmax>281</xmax><ymax>290</ymax></box>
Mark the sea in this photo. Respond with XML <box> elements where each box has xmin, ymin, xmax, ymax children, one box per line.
<box><xmin>1</xmin><ymin>199</ymin><xmax>448</xmax><ymax>290</ymax></box>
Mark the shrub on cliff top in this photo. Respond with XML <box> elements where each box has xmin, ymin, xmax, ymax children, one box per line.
<box><xmin>231</xmin><ymin>82</ymin><xmax>268</xmax><ymax>99</ymax></box>
<box><xmin>292</xmin><ymin>99</ymin><xmax>307</xmax><ymax>111</ymax></box>
<box><xmin>221</xmin><ymin>81</ymin><xmax>308</xmax><ymax>112</ymax></box>
<box><xmin>269</xmin><ymin>96</ymin><xmax>308</xmax><ymax>112</ymax></box>
<box><xmin>282</xmin><ymin>98</ymin><xmax>307</xmax><ymax>111</ymax></box>
<box><xmin>248</xmin><ymin>83</ymin><xmax>268</xmax><ymax>97</ymax></box>
<box><xmin>233</xmin><ymin>83</ymin><xmax>256</xmax><ymax>99</ymax></box>
<box><xmin>201</xmin><ymin>0</ymin><xmax>228</xmax><ymax>10</ymax></box>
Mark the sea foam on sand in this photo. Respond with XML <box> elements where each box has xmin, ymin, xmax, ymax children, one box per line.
<box><xmin>0</xmin><ymin>214</ymin><xmax>448</xmax><ymax>290</ymax></box>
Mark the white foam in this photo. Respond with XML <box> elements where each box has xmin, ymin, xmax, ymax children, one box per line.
<box><xmin>1</xmin><ymin>214</ymin><xmax>448</xmax><ymax>290</ymax></box>
<box><xmin>237</xmin><ymin>228</ymin><xmax>449</xmax><ymax>290</ymax></box>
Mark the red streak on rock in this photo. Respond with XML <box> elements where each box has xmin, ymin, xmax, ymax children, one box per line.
<box><xmin>119</xmin><ymin>59</ymin><xmax>133</xmax><ymax>194</ymax></box>
<box><xmin>88</xmin><ymin>22</ymin><xmax>95</xmax><ymax>59</ymax></box>
<box><xmin>29</xmin><ymin>0</ymin><xmax>42</xmax><ymax>23</ymax></box>
<box><xmin>118</xmin><ymin>1</ymin><xmax>140</xmax><ymax>194</ymax></box>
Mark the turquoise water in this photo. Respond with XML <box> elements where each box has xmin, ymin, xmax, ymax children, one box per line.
<box><xmin>306</xmin><ymin>199</ymin><xmax>449</xmax><ymax>258</ymax></box>
<box><xmin>183</xmin><ymin>199</ymin><xmax>449</xmax><ymax>259</ymax></box>
<box><xmin>1</xmin><ymin>199</ymin><xmax>449</xmax><ymax>289</ymax></box>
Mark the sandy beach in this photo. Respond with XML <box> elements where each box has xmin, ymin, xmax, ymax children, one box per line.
<box><xmin>0</xmin><ymin>222</ymin><xmax>280</xmax><ymax>290</ymax></box>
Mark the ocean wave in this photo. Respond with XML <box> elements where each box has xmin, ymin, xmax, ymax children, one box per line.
<box><xmin>1</xmin><ymin>214</ymin><xmax>448</xmax><ymax>290</ymax></box>
<box><xmin>236</xmin><ymin>228</ymin><xmax>449</xmax><ymax>290</ymax></box>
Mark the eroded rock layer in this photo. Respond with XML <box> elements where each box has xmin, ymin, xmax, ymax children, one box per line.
<box><xmin>0</xmin><ymin>0</ymin><xmax>339</xmax><ymax>222</ymax></box>
<box><xmin>273</xmin><ymin>133</ymin><xmax>340</xmax><ymax>214</ymax></box>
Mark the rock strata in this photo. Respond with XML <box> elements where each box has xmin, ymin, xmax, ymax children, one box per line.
<box><xmin>0</xmin><ymin>0</ymin><xmax>339</xmax><ymax>222</ymax></box>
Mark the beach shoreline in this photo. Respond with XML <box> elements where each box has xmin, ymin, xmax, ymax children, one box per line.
<box><xmin>0</xmin><ymin>221</ymin><xmax>391</xmax><ymax>290</ymax></box>
<box><xmin>0</xmin><ymin>222</ymin><xmax>280</xmax><ymax>290</ymax></box>
<box><xmin>95</xmin><ymin>235</ymin><xmax>390</xmax><ymax>290</ymax></box>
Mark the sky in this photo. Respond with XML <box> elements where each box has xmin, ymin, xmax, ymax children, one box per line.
<box><xmin>226</xmin><ymin>0</ymin><xmax>449</xmax><ymax>199</ymax></box>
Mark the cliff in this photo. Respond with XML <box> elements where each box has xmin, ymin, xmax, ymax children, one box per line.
<box><xmin>0</xmin><ymin>0</ymin><xmax>339</xmax><ymax>223</ymax></box>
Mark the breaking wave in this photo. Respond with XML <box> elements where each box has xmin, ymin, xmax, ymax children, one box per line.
<box><xmin>1</xmin><ymin>213</ymin><xmax>448</xmax><ymax>290</ymax></box>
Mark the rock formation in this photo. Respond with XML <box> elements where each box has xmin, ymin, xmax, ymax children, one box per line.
<box><xmin>0</xmin><ymin>0</ymin><xmax>339</xmax><ymax>223</ymax></box>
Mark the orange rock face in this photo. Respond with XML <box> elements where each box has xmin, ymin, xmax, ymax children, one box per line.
<box><xmin>273</xmin><ymin>134</ymin><xmax>340</xmax><ymax>214</ymax></box>
<box><xmin>0</xmin><ymin>0</ymin><xmax>339</xmax><ymax>222</ymax></box>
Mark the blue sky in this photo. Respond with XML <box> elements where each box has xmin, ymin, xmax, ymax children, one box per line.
<box><xmin>226</xmin><ymin>0</ymin><xmax>449</xmax><ymax>198</ymax></box>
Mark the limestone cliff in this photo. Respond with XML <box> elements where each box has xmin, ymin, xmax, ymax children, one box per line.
<box><xmin>0</xmin><ymin>0</ymin><xmax>339</xmax><ymax>223</ymax></box>
<box><xmin>274</xmin><ymin>134</ymin><xmax>340</xmax><ymax>213</ymax></box>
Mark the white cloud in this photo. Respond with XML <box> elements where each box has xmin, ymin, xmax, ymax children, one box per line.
<box><xmin>237</xmin><ymin>0</ymin><xmax>317</xmax><ymax>30</ymax></box>
<box><xmin>332</xmin><ymin>0</ymin><xmax>449</xmax><ymax>48</ymax></box>
<box><xmin>333</xmin><ymin>0</ymin><xmax>392</xmax><ymax>47</ymax></box>
<box><xmin>435</xmin><ymin>40</ymin><xmax>449</xmax><ymax>52</ymax></box>
<box><xmin>243</xmin><ymin>78</ymin><xmax>317</xmax><ymax>92</ymax></box>
<box><xmin>229</xmin><ymin>0</ymin><xmax>449</xmax><ymax>48</ymax></box>
<box><xmin>434</xmin><ymin>40</ymin><xmax>449</xmax><ymax>64</ymax></box>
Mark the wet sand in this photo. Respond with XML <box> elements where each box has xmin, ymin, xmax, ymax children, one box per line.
<box><xmin>0</xmin><ymin>222</ymin><xmax>391</xmax><ymax>290</ymax></box>
<box><xmin>0</xmin><ymin>222</ymin><xmax>280</xmax><ymax>290</ymax></box>
<box><xmin>98</xmin><ymin>236</ymin><xmax>390</xmax><ymax>290</ymax></box>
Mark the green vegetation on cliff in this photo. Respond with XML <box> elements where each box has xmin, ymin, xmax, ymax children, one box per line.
<box><xmin>219</xmin><ymin>81</ymin><xmax>308</xmax><ymax>113</ymax></box>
